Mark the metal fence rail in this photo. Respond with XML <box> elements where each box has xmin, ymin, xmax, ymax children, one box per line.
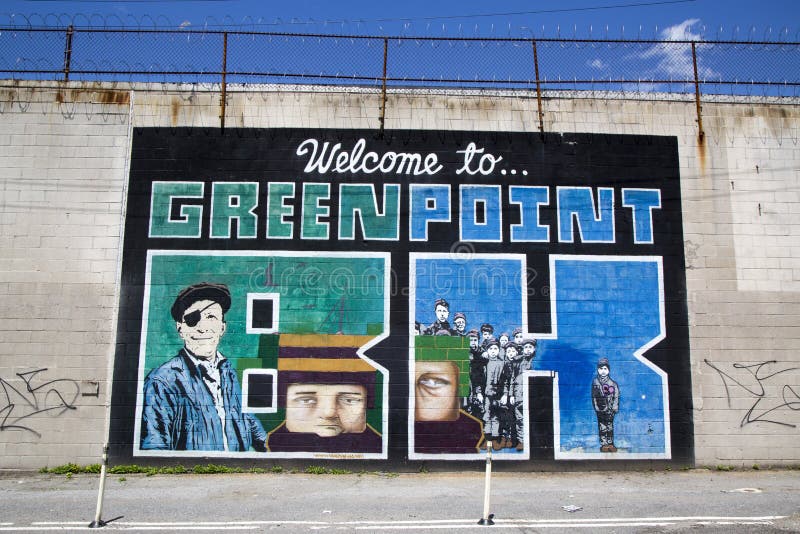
<box><xmin>2</xmin><ymin>28</ymin><xmax>798</xmax><ymax>90</ymax></box>
<box><xmin>2</xmin><ymin>27</ymin><xmax>798</xmax><ymax>134</ymax></box>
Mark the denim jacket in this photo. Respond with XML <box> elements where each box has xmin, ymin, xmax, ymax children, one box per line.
<box><xmin>141</xmin><ymin>349</ymin><xmax>267</xmax><ymax>451</ymax></box>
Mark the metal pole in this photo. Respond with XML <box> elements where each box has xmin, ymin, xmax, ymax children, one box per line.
<box><xmin>220</xmin><ymin>32</ymin><xmax>228</xmax><ymax>130</ymax></box>
<box><xmin>532</xmin><ymin>40</ymin><xmax>545</xmax><ymax>137</ymax></box>
<box><xmin>691</xmin><ymin>41</ymin><xmax>704</xmax><ymax>141</ymax></box>
<box><xmin>63</xmin><ymin>25</ymin><xmax>74</xmax><ymax>82</ymax></box>
<box><xmin>379</xmin><ymin>37</ymin><xmax>388</xmax><ymax>136</ymax></box>
<box><xmin>477</xmin><ymin>439</ymin><xmax>495</xmax><ymax>525</ymax></box>
<box><xmin>88</xmin><ymin>444</ymin><xmax>109</xmax><ymax>528</ymax></box>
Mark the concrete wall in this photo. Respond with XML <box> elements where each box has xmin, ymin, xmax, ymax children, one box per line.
<box><xmin>0</xmin><ymin>85</ymin><xmax>130</xmax><ymax>468</ymax></box>
<box><xmin>0</xmin><ymin>81</ymin><xmax>798</xmax><ymax>469</ymax></box>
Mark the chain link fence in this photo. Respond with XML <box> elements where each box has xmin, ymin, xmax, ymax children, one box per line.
<box><xmin>1</xmin><ymin>27</ymin><xmax>798</xmax><ymax>97</ymax></box>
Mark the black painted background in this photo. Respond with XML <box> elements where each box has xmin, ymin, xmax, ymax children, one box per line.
<box><xmin>109</xmin><ymin>128</ymin><xmax>692</xmax><ymax>466</ymax></box>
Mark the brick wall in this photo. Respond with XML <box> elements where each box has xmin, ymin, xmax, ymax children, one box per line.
<box><xmin>0</xmin><ymin>85</ymin><xmax>131</xmax><ymax>468</ymax></box>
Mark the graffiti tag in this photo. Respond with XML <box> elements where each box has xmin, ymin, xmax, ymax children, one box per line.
<box><xmin>0</xmin><ymin>368</ymin><xmax>79</xmax><ymax>437</ymax></box>
<box><xmin>704</xmin><ymin>359</ymin><xmax>800</xmax><ymax>428</ymax></box>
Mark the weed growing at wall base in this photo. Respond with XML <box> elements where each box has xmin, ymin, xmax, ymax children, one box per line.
<box><xmin>39</xmin><ymin>463</ymin><xmax>389</xmax><ymax>477</ymax></box>
<box><xmin>39</xmin><ymin>463</ymin><xmax>100</xmax><ymax>475</ymax></box>
<box><xmin>304</xmin><ymin>465</ymin><xmax>353</xmax><ymax>475</ymax></box>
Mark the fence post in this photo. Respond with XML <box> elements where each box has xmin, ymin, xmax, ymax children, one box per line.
<box><xmin>531</xmin><ymin>40</ymin><xmax>545</xmax><ymax>138</ymax></box>
<box><xmin>63</xmin><ymin>25</ymin><xmax>74</xmax><ymax>82</ymax></box>
<box><xmin>220</xmin><ymin>32</ymin><xmax>228</xmax><ymax>130</ymax></box>
<box><xmin>379</xmin><ymin>37</ymin><xmax>388</xmax><ymax>136</ymax></box>
<box><xmin>691</xmin><ymin>41</ymin><xmax>705</xmax><ymax>141</ymax></box>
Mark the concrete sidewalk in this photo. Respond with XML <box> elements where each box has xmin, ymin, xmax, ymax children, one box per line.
<box><xmin>1</xmin><ymin>468</ymin><xmax>799</xmax><ymax>532</ymax></box>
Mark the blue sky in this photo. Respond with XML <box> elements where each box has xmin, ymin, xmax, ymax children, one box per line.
<box><xmin>2</xmin><ymin>0</ymin><xmax>797</xmax><ymax>40</ymax></box>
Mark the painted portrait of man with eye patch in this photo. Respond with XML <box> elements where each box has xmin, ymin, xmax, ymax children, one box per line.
<box><xmin>140</xmin><ymin>282</ymin><xmax>267</xmax><ymax>452</ymax></box>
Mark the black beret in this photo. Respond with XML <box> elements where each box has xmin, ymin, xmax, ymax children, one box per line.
<box><xmin>171</xmin><ymin>282</ymin><xmax>231</xmax><ymax>321</ymax></box>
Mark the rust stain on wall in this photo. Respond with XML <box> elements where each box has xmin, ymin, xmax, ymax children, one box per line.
<box><xmin>171</xmin><ymin>98</ymin><xmax>180</xmax><ymax>126</ymax></box>
<box><xmin>98</xmin><ymin>90</ymin><xmax>130</xmax><ymax>105</ymax></box>
<box><xmin>697</xmin><ymin>132</ymin><xmax>706</xmax><ymax>174</ymax></box>
<box><xmin>54</xmin><ymin>89</ymin><xmax>130</xmax><ymax>105</ymax></box>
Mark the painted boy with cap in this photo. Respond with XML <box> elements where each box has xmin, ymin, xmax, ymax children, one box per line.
<box><xmin>452</xmin><ymin>312</ymin><xmax>468</xmax><ymax>336</ymax></box>
<box><xmin>266</xmin><ymin>335</ymin><xmax>382</xmax><ymax>453</ymax></box>
<box><xmin>591</xmin><ymin>357</ymin><xmax>620</xmax><ymax>453</ymax></box>
<box><xmin>140</xmin><ymin>282</ymin><xmax>267</xmax><ymax>452</ymax></box>
<box><xmin>466</xmin><ymin>329</ymin><xmax>487</xmax><ymax>419</ymax></box>
<box><xmin>479</xmin><ymin>323</ymin><xmax>494</xmax><ymax>350</ymax></box>
<box><xmin>425</xmin><ymin>298</ymin><xmax>454</xmax><ymax>336</ymax></box>
<box><xmin>499</xmin><ymin>342</ymin><xmax>526</xmax><ymax>451</ymax></box>
<box><xmin>482</xmin><ymin>337</ymin><xmax>508</xmax><ymax>449</ymax></box>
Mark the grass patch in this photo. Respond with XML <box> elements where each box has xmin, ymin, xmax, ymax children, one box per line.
<box><xmin>40</xmin><ymin>463</ymin><xmax>392</xmax><ymax>478</ymax></box>
<box><xmin>304</xmin><ymin>465</ymin><xmax>353</xmax><ymax>475</ymax></box>
<box><xmin>715</xmin><ymin>465</ymin><xmax>735</xmax><ymax>471</ymax></box>
<box><xmin>40</xmin><ymin>463</ymin><xmax>100</xmax><ymax>475</ymax></box>
<box><xmin>192</xmin><ymin>464</ymin><xmax>244</xmax><ymax>474</ymax></box>
<box><xmin>109</xmin><ymin>465</ymin><xmax>158</xmax><ymax>476</ymax></box>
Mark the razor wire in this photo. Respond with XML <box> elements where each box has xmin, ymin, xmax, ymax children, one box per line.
<box><xmin>0</xmin><ymin>27</ymin><xmax>798</xmax><ymax>98</ymax></box>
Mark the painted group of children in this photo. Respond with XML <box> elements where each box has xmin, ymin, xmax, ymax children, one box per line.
<box><xmin>467</xmin><ymin>324</ymin><xmax>537</xmax><ymax>451</ymax></box>
<box><xmin>417</xmin><ymin>297</ymin><xmax>620</xmax><ymax>453</ymax></box>
<box><xmin>415</xmin><ymin>298</ymin><xmax>536</xmax><ymax>451</ymax></box>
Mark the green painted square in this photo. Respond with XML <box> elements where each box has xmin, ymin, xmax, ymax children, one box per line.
<box><xmin>415</xmin><ymin>335</ymin><xmax>436</xmax><ymax>348</ymax></box>
<box><xmin>434</xmin><ymin>335</ymin><xmax>464</xmax><ymax>349</ymax></box>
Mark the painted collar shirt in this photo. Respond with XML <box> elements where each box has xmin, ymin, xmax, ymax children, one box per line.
<box><xmin>186</xmin><ymin>351</ymin><xmax>229</xmax><ymax>452</ymax></box>
<box><xmin>140</xmin><ymin>349</ymin><xmax>267</xmax><ymax>452</ymax></box>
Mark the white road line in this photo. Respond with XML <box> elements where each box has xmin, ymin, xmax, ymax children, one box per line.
<box><xmin>495</xmin><ymin>515</ymin><xmax>786</xmax><ymax>523</ymax></box>
<box><xmin>18</xmin><ymin>515</ymin><xmax>786</xmax><ymax>531</ymax></box>
<box><xmin>32</xmin><ymin>521</ymin><xmax>326</xmax><ymax>526</ymax></box>
<box><xmin>1</xmin><ymin>529</ymin><xmax>257</xmax><ymax>532</ymax></box>
<box><xmin>358</xmin><ymin>523</ymin><xmax>670</xmax><ymax>530</ymax></box>
<box><xmin>106</xmin><ymin>528</ymin><xmax>259</xmax><ymax>531</ymax></box>
<box><xmin>336</xmin><ymin>515</ymin><xmax>786</xmax><ymax>525</ymax></box>
<box><xmin>357</xmin><ymin>523</ymin><xmax>677</xmax><ymax>530</ymax></box>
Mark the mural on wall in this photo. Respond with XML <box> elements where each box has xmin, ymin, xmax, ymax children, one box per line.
<box><xmin>110</xmin><ymin>127</ymin><xmax>692</xmax><ymax>463</ymax></box>
<box><xmin>133</xmin><ymin>252</ymin><xmax>389</xmax><ymax>458</ymax></box>
<box><xmin>410</xmin><ymin>254</ymin><xmax>670</xmax><ymax>459</ymax></box>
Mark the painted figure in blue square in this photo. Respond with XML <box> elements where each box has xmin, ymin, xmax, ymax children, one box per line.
<box><xmin>591</xmin><ymin>357</ymin><xmax>620</xmax><ymax>452</ymax></box>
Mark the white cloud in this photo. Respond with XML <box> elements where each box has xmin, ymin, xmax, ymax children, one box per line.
<box><xmin>587</xmin><ymin>59</ymin><xmax>607</xmax><ymax>70</ymax></box>
<box><xmin>639</xmin><ymin>19</ymin><xmax>717</xmax><ymax>80</ymax></box>
<box><xmin>661</xmin><ymin>18</ymin><xmax>703</xmax><ymax>41</ymax></box>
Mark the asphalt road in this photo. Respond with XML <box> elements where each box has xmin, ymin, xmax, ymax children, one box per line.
<box><xmin>1</xmin><ymin>468</ymin><xmax>799</xmax><ymax>533</ymax></box>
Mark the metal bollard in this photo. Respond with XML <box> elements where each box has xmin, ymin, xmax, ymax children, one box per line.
<box><xmin>477</xmin><ymin>439</ymin><xmax>495</xmax><ymax>525</ymax></box>
<box><xmin>88</xmin><ymin>444</ymin><xmax>109</xmax><ymax>528</ymax></box>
